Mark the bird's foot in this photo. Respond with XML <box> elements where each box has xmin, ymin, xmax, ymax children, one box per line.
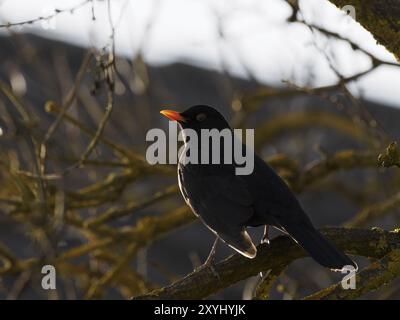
<box><xmin>194</xmin><ymin>259</ymin><xmax>220</xmax><ymax>280</ymax></box>
<box><xmin>259</xmin><ymin>240</ymin><xmax>268</xmax><ymax>277</ymax></box>
<box><xmin>259</xmin><ymin>240</ymin><xmax>269</xmax><ymax>276</ymax></box>
<box><xmin>261</xmin><ymin>237</ymin><xmax>270</xmax><ymax>245</ymax></box>
<box><xmin>261</xmin><ymin>225</ymin><xmax>270</xmax><ymax>245</ymax></box>
<box><xmin>193</xmin><ymin>237</ymin><xmax>220</xmax><ymax>279</ymax></box>
<box><xmin>260</xmin><ymin>226</ymin><xmax>270</xmax><ymax>278</ymax></box>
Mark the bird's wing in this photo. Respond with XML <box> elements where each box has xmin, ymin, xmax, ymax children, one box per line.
<box><xmin>180</xmin><ymin>169</ymin><xmax>257</xmax><ymax>258</ymax></box>
<box><xmin>184</xmin><ymin>173</ymin><xmax>254</xmax><ymax>225</ymax></box>
<box><xmin>251</xmin><ymin>154</ymin><xmax>313</xmax><ymax>224</ymax></box>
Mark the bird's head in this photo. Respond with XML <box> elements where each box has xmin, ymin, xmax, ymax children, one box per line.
<box><xmin>160</xmin><ymin>105</ymin><xmax>230</xmax><ymax>133</ymax></box>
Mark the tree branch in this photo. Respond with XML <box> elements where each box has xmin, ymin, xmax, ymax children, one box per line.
<box><xmin>133</xmin><ymin>227</ymin><xmax>400</xmax><ymax>300</ymax></box>
<box><xmin>327</xmin><ymin>0</ymin><xmax>400</xmax><ymax>60</ymax></box>
<box><xmin>346</xmin><ymin>191</ymin><xmax>400</xmax><ymax>227</ymax></box>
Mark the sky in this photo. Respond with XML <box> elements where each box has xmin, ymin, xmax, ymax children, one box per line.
<box><xmin>0</xmin><ymin>0</ymin><xmax>399</xmax><ymax>107</ymax></box>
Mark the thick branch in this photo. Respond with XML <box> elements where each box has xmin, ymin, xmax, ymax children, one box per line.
<box><xmin>327</xmin><ymin>0</ymin><xmax>400</xmax><ymax>60</ymax></box>
<box><xmin>133</xmin><ymin>227</ymin><xmax>400</xmax><ymax>300</ymax></box>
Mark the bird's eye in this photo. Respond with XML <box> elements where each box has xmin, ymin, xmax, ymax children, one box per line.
<box><xmin>196</xmin><ymin>113</ymin><xmax>207</xmax><ymax>122</ymax></box>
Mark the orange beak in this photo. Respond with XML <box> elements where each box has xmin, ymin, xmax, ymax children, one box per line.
<box><xmin>160</xmin><ymin>109</ymin><xmax>185</xmax><ymax>122</ymax></box>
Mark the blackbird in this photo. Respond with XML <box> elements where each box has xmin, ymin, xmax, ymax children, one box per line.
<box><xmin>160</xmin><ymin>105</ymin><xmax>356</xmax><ymax>272</ymax></box>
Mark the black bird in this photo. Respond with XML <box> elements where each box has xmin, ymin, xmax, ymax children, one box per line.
<box><xmin>160</xmin><ymin>105</ymin><xmax>356</xmax><ymax>272</ymax></box>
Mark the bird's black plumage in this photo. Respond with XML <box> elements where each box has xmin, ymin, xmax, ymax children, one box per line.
<box><xmin>162</xmin><ymin>105</ymin><xmax>356</xmax><ymax>271</ymax></box>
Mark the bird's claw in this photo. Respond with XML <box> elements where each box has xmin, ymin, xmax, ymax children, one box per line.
<box><xmin>261</xmin><ymin>237</ymin><xmax>270</xmax><ymax>245</ymax></box>
<box><xmin>261</xmin><ymin>226</ymin><xmax>270</xmax><ymax>245</ymax></box>
<box><xmin>194</xmin><ymin>260</ymin><xmax>220</xmax><ymax>280</ymax></box>
<box><xmin>208</xmin><ymin>264</ymin><xmax>220</xmax><ymax>279</ymax></box>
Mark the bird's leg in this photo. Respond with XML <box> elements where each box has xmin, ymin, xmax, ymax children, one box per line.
<box><xmin>195</xmin><ymin>237</ymin><xmax>220</xmax><ymax>279</ymax></box>
<box><xmin>260</xmin><ymin>226</ymin><xmax>270</xmax><ymax>278</ymax></box>
<box><xmin>204</xmin><ymin>236</ymin><xmax>218</xmax><ymax>265</ymax></box>
<box><xmin>261</xmin><ymin>225</ymin><xmax>270</xmax><ymax>245</ymax></box>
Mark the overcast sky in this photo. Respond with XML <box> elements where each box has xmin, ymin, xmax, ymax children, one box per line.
<box><xmin>1</xmin><ymin>0</ymin><xmax>399</xmax><ymax>107</ymax></box>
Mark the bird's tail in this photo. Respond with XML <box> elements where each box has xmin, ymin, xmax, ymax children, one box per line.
<box><xmin>281</xmin><ymin>222</ymin><xmax>357</xmax><ymax>271</ymax></box>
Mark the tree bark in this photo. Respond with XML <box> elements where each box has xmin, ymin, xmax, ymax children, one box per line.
<box><xmin>327</xmin><ymin>0</ymin><xmax>400</xmax><ymax>60</ymax></box>
<box><xmin>133</xmin><ymin>227</ymin><xmax>400</xmax><ymax>300</ymax></box>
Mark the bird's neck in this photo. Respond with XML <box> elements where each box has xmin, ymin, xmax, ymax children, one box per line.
<box><xmin>180</xmin><ymin>128</ymin><xmax>240</xmax><ymax>166</ymax></box>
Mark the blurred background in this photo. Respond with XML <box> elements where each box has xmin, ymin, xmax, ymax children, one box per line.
<box><xmin>0</xmin><ymin>0</ymin><xmax>400</xmax><ymax>299</ymax></box>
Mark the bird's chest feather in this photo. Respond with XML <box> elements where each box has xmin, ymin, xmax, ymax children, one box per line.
<box><xmin>177</xmin><ymin>162</ymin><xmax>257</xmax><ymax>226</ymax></box>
